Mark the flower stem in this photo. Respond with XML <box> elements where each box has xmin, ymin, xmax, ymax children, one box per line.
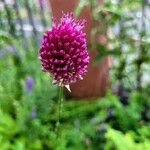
<box><xmin>56</xmin><ymin>86</ymin><xmax>63</xmax><ymax>136</ymax></box>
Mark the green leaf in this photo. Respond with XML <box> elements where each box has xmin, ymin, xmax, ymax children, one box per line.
<box><xmin>94</xmin><ymin>44</ymin><xmax>121</xmax><ymax>62</ymax></box>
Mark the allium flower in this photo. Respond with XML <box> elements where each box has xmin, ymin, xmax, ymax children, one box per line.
<box><xmin>39</xmin><ymin>13</ymin><xmax>89</xmax><ymax>90</ymax></box>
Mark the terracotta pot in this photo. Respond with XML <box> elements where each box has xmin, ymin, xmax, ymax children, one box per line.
<box><xmin>49</xmin><ymin>0</ymin><xmax>111</xmax><ymax>99</ymax></box>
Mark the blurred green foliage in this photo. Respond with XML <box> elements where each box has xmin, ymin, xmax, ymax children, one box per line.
<box><xmin>76</xmin><ymin>0</ymin><xmax>150</xmax><ymax>90</ymax></box>
<box><xmin>0</xmin><ymin>0</ymin><xmax>150</xmax><ymax>149</ymax></box>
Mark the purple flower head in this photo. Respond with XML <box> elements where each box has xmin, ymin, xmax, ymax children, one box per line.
<box><xmin>0</xmin><ymin>45</ymin><xmax>17</xmax><ymax>58</ymax></box>
<box><xmin>25</xmin><ymin>76</ymin><xmax>34</xmax><ymax>93</ymax></box>
<box><xmin>39</xmin><ymin>13</ymin><xmax>89</xmax><ymax>89</ymax></box>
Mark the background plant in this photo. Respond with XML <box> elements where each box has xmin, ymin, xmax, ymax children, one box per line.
<box><xmin>75</xmin><ymin>0</ymin><xmax>150</xmax><ymax>92</ymax></box>
<box><xmin>0</xmin><ymin>0</ymin><xmax>150</xmax><ymax>149</ymax></box>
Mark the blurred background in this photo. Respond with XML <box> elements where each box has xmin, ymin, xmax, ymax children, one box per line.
<box><xmin>0</xmin><ymin>0</ymin><xmax>150</xmax><ymax>149</ymax></box>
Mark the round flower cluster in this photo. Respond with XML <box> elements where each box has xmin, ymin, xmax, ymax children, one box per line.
<box><xmin>39</xmin><ymin>13</ymin><xmax>89</xmax><ymax>87</ymax></box>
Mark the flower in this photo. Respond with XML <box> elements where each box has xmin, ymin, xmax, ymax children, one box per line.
<box><xmin>25</xmin><ymin>76</ymin><xmax>34</xmax><ymax>93</ymax></box>
<box><xmin>39</xmin><ymin>13</ymin><xmax>89</xmax><ymax>90</ymax></box>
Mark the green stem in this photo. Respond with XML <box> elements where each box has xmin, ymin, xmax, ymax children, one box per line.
<box><xmin>56</xmin><ymin>86</ymin><xmax>63</xmax><ymax>135</ymax></box>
